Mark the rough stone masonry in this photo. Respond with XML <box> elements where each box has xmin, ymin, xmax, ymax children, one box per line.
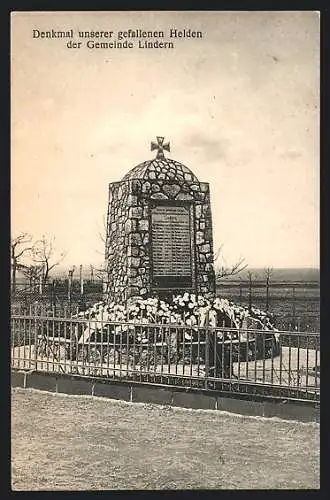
<box><xmin>105</xmin><ymin>137</ymin><xmax>216</xmax><ymax>304</ymax></box>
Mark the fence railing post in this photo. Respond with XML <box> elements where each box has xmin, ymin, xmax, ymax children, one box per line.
<box><xmin>204</xmin><ymin>312</ymin><xmax>210</xmax><ymax>389</ymax></box>
<box><xmin>34</xmin><ymin>303</ymin><xmax>38</xmax><ymax>369</ymax></box>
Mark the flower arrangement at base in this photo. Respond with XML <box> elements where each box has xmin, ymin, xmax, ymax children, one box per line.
<box><xmin>68</xmin><ymin>293</ymin><xmax>280</xmax><ymax>368</ymax></box>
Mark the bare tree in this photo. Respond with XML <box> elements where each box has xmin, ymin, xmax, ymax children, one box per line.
<box><xmin>94</xmin><ymin>213</ymin><xmax>109</xmax><ymax>287</ymax></box>
<box><xmin>94</xmin><ymin>264</ymin><xmax>108</xmax><ymax>283</ymax></box>
<box><xmin>98</xmin><ymin>213</ymin><xmax>107</xmax><ymax>246</ymax></box>
<box><xmin>214</xmin><ymin>244</ymin><xmax>248</xmax><ymax>280</ymax></box>
<box><xmin>11</xmin><ymin>232</ymin><xmax>33</xmax><ymax>294</ymax></box>
<box><xmin>264</xmin><ymin>267</ymin><xmax>273</xmax><ymax>312</ymax></box>
<box><xmin>93</xmin><ymin>214</ymin><xmax>108</xmax><ymax>267</ymax></box>
<box><xmin>31</xmin><ymin>235</ymin><xmax>66</xmax><ymax>286</ymax></box>
<box><xmin>21</xmin><ymin>264</ymin><xmax>43</xmax><ymax>292</ymax></box>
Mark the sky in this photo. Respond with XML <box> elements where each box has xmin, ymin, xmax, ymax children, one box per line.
<box><xmin>11</xmin><ymin>11</ymin><xmax>320</xmax><ymax>270</ymax></box>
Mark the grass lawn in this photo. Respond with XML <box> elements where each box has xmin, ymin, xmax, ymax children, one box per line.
<box><xmin>11</xmin><ymin>387</ymin><xmax>319</xmax><ymax>490</ymax></box>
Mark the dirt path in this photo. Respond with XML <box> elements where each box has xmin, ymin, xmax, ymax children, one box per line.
<box><xmin>11</xmin><ymin>387</ymin><xmax>319</xmax><ymax>490</ymax></box>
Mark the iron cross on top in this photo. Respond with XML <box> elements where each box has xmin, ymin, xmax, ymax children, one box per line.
<box><xmin>151</xmin><ymin>136</ymin><xmax>170</xmax><ymax>159</ymax></box>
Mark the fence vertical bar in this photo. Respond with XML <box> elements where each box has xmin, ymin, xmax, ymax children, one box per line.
<box><xmin>10</xmin><ymin>317</ymin><xmax>14</xmax><ymax>368</ymax></box>
<box><xmin>270</xmin><ymin>333</ymin><xmax>274</xmax><ymax>386</ymax></box>
<box><xmin>221</xmin><ymin>322</ymin><xmax>225</xmax><ymax>391</ymax></box>
<box><xmin>160</xmin><ymin>321</ymin><xmax>164</xmax><ymax>384</ymax></box>
<box><xmin>204</xmin><ymin>327</ymin><xmax>209</xmax><ymax>390</ymax></box>
<box><xmin>190</xmin><ymin>326</ymin><xmax>193</xmax><ymax>386</ymax></box>
<box><xmin>288</xmin><ymin>333</ymin><xmax>292</xmax><ymax>387</ymax></box>
<box><xmin>15</xmin><ymin>316</ymin><xmax>19</xmax><ymax>368</ymax></box>
<box><xmin>86</xmin><ymin>312</ymin><xmax>91</xmax><ymax>376</ymax></box>
<box><xmin>113</xmin><ymin>322</ymin><xmax>117</xmax><ymax>380</ymax></box>
<box><xmin>237</xmin><ymin>327</ymin><xmax>241</xmax><ymax>385</ymax></box>
<box><xmin>164</xmin><ymin>318</ymin><xmax>170</xmax><ymax>385</ymax></box>
<box><xmin>128</xmin><ymin>323</ymin><xmax>132</xmax><ymax>380</ymax></box>
<box><xmin>16</xmin><ymin>316</ymin><xmax>20</xmax><ymax>370</ymax></box>
<box><xmin>306</xmin><ymin>334</ymin><xmax>309</xmax><ymax>397</ymax></box>
<box><xmin>67</xmin><ymin>311</ymin><xmax>72</xmax><ymax>375</ymax></box>
<box><xmin>55</xmin><ymin>306</ymin><xmax>61</xmax><ymax>374</ymax></box>
<box><xmin>167</xmin><ymin>326</ymin><xmax>171</xmax><ymax>378</ymax></box>
<box><xmin>77</xmin><ymin>314</ymin><xmax>82</xmax><ymax>376</ymax></box>
<box><xmin>22</xmin><ymin>307</ymin><xmax>26</xmax><ymax>369</ymax></box>
<box><xmin>146</xmin><ymin>324</ymin><xmax>150</xmax><ymax>379</ymax></box>
<box><xmin>174</xmin><ymin>326</ymin><xmax>178</xmax><ymax>377</ymax></box>
<box><xmin>314</xmin><ymin>344</ymin><xmax>318</xmax><ymax>398</ymax></box>
<box><xmin>111</xmin><ymin>323</ymin><xmax>115</xmax><ymax>380</ymax></box>
<box><xmin>52</xmin><ymin>307</ymin><xmax>56</xmax><ymax>373</ymax></box>
<box><xmin>23</xmin><ymin>313</ymin><xmax>27</xmax><ymax>369</ymax></box>
<box><xmin>182</xmin><ymin>315</ymin><xmax>186</xmax><ymax>376</ymax></box>
<box><xmin>39</xmin><ymin>307</ymin><xmax>49</xmax><ymax>372</ymax></box>
<box><xmin>254</xmin><ymin>330</ymin><xmax>257</xmax><ymax>383</ymax></box>
<box><xmin>297</xmin><ymin>329</ymin><xmax>301</xmax><ymax>393</ymax></box>
<box><xmin>93</xmin><ymin>312</ymin><xmax>98</xmax><ymax>377</ymax></box>
<box><xmin>13</xmin><ymin>317</ymin><xmax>17</xmax><ymax>369</ymax></box>
<box><xmin>153</xmin><ymin>323</ymin><xmax>157</xmax><ymax>380</ymax></box>
<box><xmin>229</xmin><ymin>319</ymin><xmax>233</xmax><ymax>391</ymax></box>
<box><xmin>38</xmin><ymin>310</ymin><xmax>43</xmax><ymax>368</ymax></box>
<box><xmin>72</xmin><ymin>308</ymin><xmax>78</xmax><ymax>373</ymax></box>
<box><xmin>213</xmin><ymin>327</ymin><xmax>217</xmax><ymax>391</ymax></box>
<box><xmin>119</xmin><ymin>322</ymin><xmax>123</xmax><ymax>380</ymax></box>
<box><xmin>132</xmin><ymin>323</ymin><xmax>136</xmax><ymax>379</ymax></box>
<box><xmin>279</xmin><ymin>334</ymin><xmax>283</xmax><ymax>387</ymax></box>
<box><xmin>105</xmin><ymin>324</ymin><xmax>110</xmax><ymax>378</ymax></box>
<box><xmin>262</xmin><ymin>331</ymin><xmax>266</xmax><ymax>384</ymax></box>
<box><xmin>197</xmin><ymin>327</ymin><xmax>201</xmax><ymax>377</ymax></box>
<box><xmin>34</xmin><ymin>304</ymin><xmax>38</xmax><ymax>371</ymax></box>
<box><xmin>100</xmin><ymin>310</ymin><xmax>104</xmax><ymax>377</ymax></box>
<box><xmin>25</xmin><ymin>310</ymin><xmax>29</xmax><ymax>367</ymax></box>
<box><xmin>28</xmin><ymin>304</ymin><xmax>32</xmax><ymax>369</ymax></box>
<box><xmin>138</xmin><ymin>310</ymin><xmax>142</xmax><ymax>381</ymax></box>
<box><xmin>60</xmin><ymin>316</ymin><xmax>65</xmax><ymax>375</ymax></box>
<box><xmin>73</xmin><ymin>307</ymin><xmax>78</xmax><ymax>375</ymax></box>
<box><xmin>246</xmin><ymin>328</ymin><xmax>249</xmax><ymax>381</ymax></box>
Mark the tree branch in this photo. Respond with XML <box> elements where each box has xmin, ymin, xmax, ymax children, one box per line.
<box><xmin>214</xmin><ymin>244</ymin><xmax>248</xmax><ymax>280</ymax></box>
<box><xmin>31</xmin><ymin>236</ymin><xmax>66</xmax><ymax>283</ymax></box>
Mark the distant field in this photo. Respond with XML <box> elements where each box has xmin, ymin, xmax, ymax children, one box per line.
<box><xmin>11</xmin><ymin>388</ymin><xmax>319</xmax><ymax>490</ymax></box>
<box><xmin>216</xmin><ymin>282</ymin><xmax>320</xmax><ymax>332</ymax></box>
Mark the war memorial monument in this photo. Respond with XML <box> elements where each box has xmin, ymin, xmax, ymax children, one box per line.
<box><xmin>105</xmin><ymin>137</ymin><xmax>216</xmax><ymax>303</ymax></box>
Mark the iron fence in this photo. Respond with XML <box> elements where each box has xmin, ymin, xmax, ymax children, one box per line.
<box><xmin>11</xmin><ymin>283</ymin><xmax>103</xmax><ymax>317</ymax></box>
<box><xmin>11</xmin><ymin>278</ymin><xmax>320</xmax><ymax>332</ymax></box>
<box><xmin>11</xmin><ymin>309</ymin><xmax>320</xmax><ymax>403</ymax></box>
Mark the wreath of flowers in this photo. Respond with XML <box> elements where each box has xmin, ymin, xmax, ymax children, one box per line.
<box><xmin>71</xmin><ymin>293</ymin><xmax>278</xmax><ymax>341</ymax></box>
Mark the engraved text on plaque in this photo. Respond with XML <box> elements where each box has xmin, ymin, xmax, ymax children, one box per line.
<box><xmin>151</xmin><ymin>205</ymin><xmax>192</xmax><ymax>288</ymax></box>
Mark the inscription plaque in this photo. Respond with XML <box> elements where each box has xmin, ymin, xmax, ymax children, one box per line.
<box><xmin>151</xmin><ymin>205</ymin><xmax>192</xmax><ymax>288</ymax></box>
